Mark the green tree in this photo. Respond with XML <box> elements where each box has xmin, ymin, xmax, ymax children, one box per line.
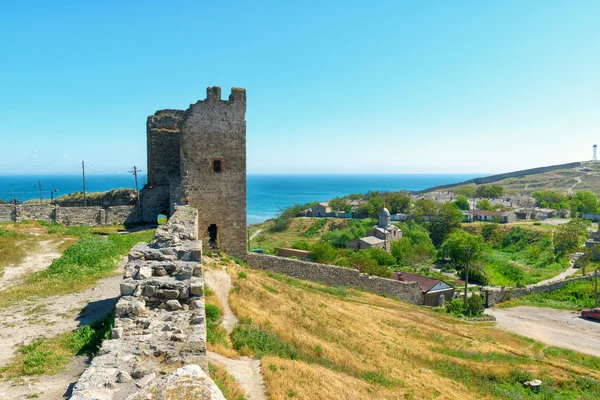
<box><xmin>571</xmin><ymin>191</ymin><xmax>600</xmax><ymax>215</ymax></box>
<box><xmin>453</xmin><ymin>194</ymin><xmax>470</xmax><ymax>211</ymax></box>
<box><xmin>554</xmin><ymin>219</ymin><xmax>591</xmax><ymax>256</ymax></box>
<box><xmin>532</xmin><ymin>190</ymin><xmax>566</xmax><ymax>208</ymax></box>
<box><xmin>441</xmin><ymin>230</ymin><xmax>486</xmax><ymax>268</ymax></box>
<box><xmin>428</xmin><ymin>203</ymin><xmax>465</xmax><ymax>247</ymax></box>
<box><xmin>385</xmin><ymin>192</ymin><xmax>412</xmax><ymax>214</ymax></box>
<box><xmin>309</xmin><ymin>241</ymin><xmax>337</xmax><ymax>263</ymax></box>
<box><xmin>455</xmin><ymin>186</ymin><xmax>477</xmax><ymax>198</ymax></box>
<box><xmin>364</xmin><ymin>196</ymin><xmax>385</xmax><ymax>218</ymax></box>
<box><xmin>475</xmin><ymin>184</ymin><xmax>504</xmax><ymax>198</ymax></box>
<box><xmin>475</xmin><ymin>199</ymin><xmax>493</xmax><ymax>210</ymax></box>
<box><xmin>413</xmin><ymin>199</ymin><xmax>439</xmax><ymax>221</ymax></box>
<box><xmin>329</xmin><ymin>197</ymin><xmax>351</xmax><ymax>213</ymax></box>
<box><xmin>391</xmin><ymin>221</ymin><xmax>437</xmax><ymax>265</ymax></box>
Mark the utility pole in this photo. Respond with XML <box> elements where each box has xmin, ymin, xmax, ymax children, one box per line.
<box><xmin>10</xmin><ymin>189</ymin><xmax>14</xmax><ymax>205</ymax></box>
<box><xmin>50</xmin><ymin>189</ymin><xmax>58</xmax><ymax>204</ymax></box>
<box><xmin>464</xmin><ymin>248</ymin><xmax>471</xmax><ymax>305</ymax></box>
<box><xmin>37</xmin><ymin>180</ymin><xmax>43</xmax><ymax>202</ymax></box>
<box><xmin>130</xmin><ymin>165</ymin><xmax>141</xmax><ymax>203</ymax></box>
<box><xmin>82</xmin><ymin>161</ymin><xmax>87</xmax><ymax>206</ymax></box>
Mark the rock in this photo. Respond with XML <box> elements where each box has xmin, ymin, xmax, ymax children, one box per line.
<box><xmin>120</xmin><ymin>280</ymin><xmax>138</xmax><ymax>296</ymax></box>
<box><xmin>190</xmin><ymin>279</ymin><xmax>203</xmax><ymax>296</ymax></box>
<box><xmin>123</xmin><ymin>264</ymin><xmax>136</xmax><ymax>278</ymax></box>
<box><xmin>115</xmin><ymin>297</ymin><xmax>146</xmax><ymax>317</ymax></box>
<box><xmin>116</xmin><ymin>370</ymin><xmax>133</xmax><ymax>383</ymax></box>
<box><xmin>143</xmin><ymin>285</ymin><xmax>156</xmax><ymax>297</ymax></box>
<box><xmin>128</xmin><ymin>251</ymin><xmax>143</xmax><ymax>261</ymax></box>
<box><xmin>136</xmin><ymin>372</ymin><xmax>156</xmax><ymax>388</ymax></box>
<box><xmin>190</xmin><ymin>314</ymin><xmax>204</xmax><ymax>325</ymax></box>
<box><xmin>162</xmin><ymin>324</ymin><xmax>172</xmax><ymax>332</ymax></box>
<box><xmin>111</xmin><ymin>327</ymin><xmax>124</xmax><ymax>339</ymax></box>
<box><xmin>189</xmin><ymin>299</ymin><xmax>203</xmax><ymax>310</ymax></box>
<box><xmin>158</xmin><ymin>289</ymin><xmax>180</xmax><ymax>299</ymax></box>
<box><xmin>166</xmin><ymin>300</ymin><xmax>182</xmax><ymax>311</ymax></box>
<box><xmin>153</xmin><ymin>267</ymin><xmax>167</xmax><ymax>276</ymax></box>
<box><xmin>171</xmin><ymin>333</ymin><xmax>186</xmax><ymax>342</ymax></box>
<box><xmin>132</xmin><ymin>366</ymin><xmax>150</xmax><ymax>379</ymax></box>
<box><xmin>137</xmin><ymin>266</ymin><xmax>153</xmax><ymax>280</ymax></box>
<box><xmin>524</xmin><ymin>380</ymin><xmax>542</xmax><ymax>393</ymax></box>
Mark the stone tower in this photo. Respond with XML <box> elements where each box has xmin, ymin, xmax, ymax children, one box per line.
<box><xmin>179</xmin><ymin>87</ymin><xmax>247</xmax><ymax>258</ymax></box>
<box><xmin>141</xmin><ymin>87</ymin><xmax>247</xmax><ymax>258</ymax></box>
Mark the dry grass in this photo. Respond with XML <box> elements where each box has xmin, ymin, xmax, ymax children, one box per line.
<box><xmin>208</xmin><ymin>362</ymin><xmax>247</xmax><ymax>400</ymax></box>
<box><xmin>226</xmin><ymin>263</ymin><xmax>600</xmax><ymax>399</ymax></box>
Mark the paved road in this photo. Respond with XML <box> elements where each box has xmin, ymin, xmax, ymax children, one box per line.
<box><xmin>488</xmin><ymin>306</ymin><xmax>600</xmax><ymax>357</ymax></box>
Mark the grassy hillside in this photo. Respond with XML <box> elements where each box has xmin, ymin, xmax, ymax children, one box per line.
<box><xmin>441</xmin><ymin>161</ymin><xmax>600</xmax><ymax>196</ymax></box>
<box><xmin>222</xmin><ymin>261</ymin><xmax>600</xmax><ymax>399</ymax></box>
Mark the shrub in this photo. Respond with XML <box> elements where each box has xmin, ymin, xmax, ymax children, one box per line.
<box><xmin>459</xmin><ymin>268</ymin><xmax>490</xmax><ymax>285</ymax></box>
<box><xmin>465</xmin><ymin>294</ymin><xmax>484</xmax><ymax>317</ymax></box>
<box><xmin>445</xmin><ymin>298</ymin><xmax>465</xmax><ymax>316</ymax></box>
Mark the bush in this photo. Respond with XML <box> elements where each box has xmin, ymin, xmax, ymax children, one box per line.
<box><xmin>459</xmin><ymin>268</ymin><xmax>490</xmax><ymax>285</ymax></box>
<box><xmin>309</xmin><ymin>241</ymin><xmax>337</xmax><ymax>264</ymax></box>
<box><xmin>465</xmin><ymin>294</ymin><xmax>484</xmax><ymax>317</ymax></box>
<box><xmin>445</xmin><ymin>298</ymin><xmax>465</xmax><ymax>316</ymax></box>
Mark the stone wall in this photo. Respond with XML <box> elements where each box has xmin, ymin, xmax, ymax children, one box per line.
<box><xmin>0</xmin><ymin>204</ymin><xmax>140</xmax><ymax>226</ymax></box>
<box><xmin>246</xmin><ymin>253</ymin><xmax>423</xmax><ymax>304</ymax></box>
<box><xmin>180</xmin><ymin>87</ymin><xmax>247</xmax><ymax>258</ymax></box>
<box><xmin>414</xmin><ymin>161</ymin><xmax>583</xmax><ymax>194</ymax></box>
<box><xmin>484</xmin><ymin>274</ymin><xmax>595</xmax><ymax>307</ymax></box>
<box><xmin>70</xmin><ymin>205</ymin><xmax>224</xmax><ymax>399</ymax></box>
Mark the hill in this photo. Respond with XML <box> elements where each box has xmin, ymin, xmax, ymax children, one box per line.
<box><xmin>419</xmin><ymin>161</ymin><xmax>600</xmax><ymax>196</ymax></box>
<box><xmin>206</xmin><ymin>258</ymin><xmax>600</xmax><ymax>399</ymax></box>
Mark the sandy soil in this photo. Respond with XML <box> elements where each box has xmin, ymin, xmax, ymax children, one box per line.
<box><xmin>0</xmin><ymin>240</ymin><xmax>63</xmax><ymax>291</ymax></box>
<box><xmin>0</xmin><ymin>258</ymin><xmax>125</xmax><ymax>399</ymax></box>
<box><xmin>488</xmin><ymin>306</ymin><xmax>600</xmax><ymax>357</ymax></box>
<box><xmin>204</xmin><ymin>263</ymin><xmax>267</xmax><ymax>400</ymax></box>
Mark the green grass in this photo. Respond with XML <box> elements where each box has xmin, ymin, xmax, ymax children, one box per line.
<box><xmin>0</xmin><ymin>312</ymin><xmax>114</xmax><ymax>378</ymax></box>
<box><xmin>0</xmin><ymin>229</ymin><xmax>155</xmax><ymax>309</ymax></box>
<box><xmin>500</xmin><ymin>279</ymin><xmax>598</xmax><ymax>310</ymax></box>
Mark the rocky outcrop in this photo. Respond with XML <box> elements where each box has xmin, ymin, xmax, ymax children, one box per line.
<box><xmin>70</xmin><ymin>205</ymin><xmax>224</xmax><ymax>400</ymax></box>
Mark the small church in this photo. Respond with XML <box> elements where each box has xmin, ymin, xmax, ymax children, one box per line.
<box><xmin>346</xmin><ymin>207</ymin><xmax>402</xmax><ymax>252</ymax></box>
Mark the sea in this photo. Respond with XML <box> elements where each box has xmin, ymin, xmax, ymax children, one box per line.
<box><xmin>0</xmin><ymin>174</ymin><xmax>480</xmax><ymax>225</ymax></box>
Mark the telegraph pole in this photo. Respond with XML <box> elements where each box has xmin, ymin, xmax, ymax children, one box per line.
<box><xmin>130</xmin><ymin>166</ymin><xmax>141</xmax><ymax>202</ymax></box>
<box><xmin>464</xmin><ymin>248</ymin><xmax>471</xmax><ymax>305</ymax></box>
<box><xmin>10</xmin><ymin>189</ymin><xmax>14</xmax><ymax>205</ymax></box>
<box><xmin>37</xmin><ymin>180</ymin><xmax>43</xmax><ymax>202</ymax></box>
<box><xmin>82</xmin><ymin>161</ymin><xmax>87</xmax><ymax>206</ymax></box>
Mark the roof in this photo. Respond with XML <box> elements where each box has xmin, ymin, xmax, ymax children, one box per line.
<box><xmin>379</xmin><ymin>207</ymin><xmax>390</xmax><ymax>216</ymax></box>
<box><xmin>391</xmin><ymin>272</ymin><xmax>451</xmax><ymax>293</ymax></box>
<box><xmin>359</xmin><ymin>236</ymin><xmax>385</xmax><ymax>245</ymax></box>
<box><xmin>469</xmin><ymin>210</ymin><xmax>514</xmax><ymax>216</ymax></box>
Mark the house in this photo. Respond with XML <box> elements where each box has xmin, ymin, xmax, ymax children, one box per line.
<box><xmin>514</xmin><ymin>209</ymin><xmax>532</xmax><ymax>220</ymax></box>
<box><xmin>346</xmin><ymin>208</ymin><xmax>402</xmax><ymax>252</ymax></box>
<box><xmin>461</xmin><ymin>211</ymin><xmax>474</xmax><ymax>222</ymax></box>
<box><xmin>469</xmin><ymin>210</ymin><xmax>516</xmax><ymax>223</ymax></box>
<box><xmin>391</xmin><ymin>271</ymin><xmax>455</xmax><ymax>306</ymax></box>
<box><xmin>311</xmin><ymin>202</ymin><xmax>332</xmax><ymax>217</ymax></box>
<box><xmin>583</xmin><ymin>213</ymin><xmax>600</xmax><ymax>222</ymax></box>
<box><xmin>391</xmin><ymin>213</ymin><xmax>408</xmax><ymax>221</ymax></box>
<box><xmin>346</xmin><ymin>236</ymin><xmax>386</xmax><ymax>250</ymax></box>
<box><xmin>276</xmin><ymin>248</ymin><xmax>311</xmax><ymax>261</ymax></box>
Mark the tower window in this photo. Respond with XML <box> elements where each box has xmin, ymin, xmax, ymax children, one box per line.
<box><xmin>212</xmin><ymin>158</ymin><xmax>224</xmax><ymax>173</ymax></box>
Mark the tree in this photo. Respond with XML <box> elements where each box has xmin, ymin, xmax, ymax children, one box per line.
<box><xmin>554</xmin><ymin>218</ymin><xmax>591</xmax><ymax>257</ymax></box>
<box><xmin>309</xmin><ymin>241</ymin><xmax>337</xmax><ymax>263</ymax></box>
<box><xmin>455</xmin><ymin>186</ymin><xmax>477</xmax><ymax>198</ymax></box>
<box><xmin>441</xmin><ymin>230</ymin><xmax>486</xmax><ymax>268</ymax></box>
<box><xmin>364</xmin><ymin>196</ymin><xmax>385</xmax><ymax>218</ymax></box>
<box><xmin>475</xmin><ymin>199</ymin><xmax>493</xmax><ymax>210</ymax></box>
<box><xmin>413</xmin><ymin>199</ymin><xmax>439</xmax><ymax>221</ymax></box>
<box><xmin>570</xmin><ymin>191</ymin><xmax>600</xmax><ymax>215</ymax></box>
<box><xmin>385</xmin><ymin>192</ymin><xmax>412</xmax><ymax>214</ymax></box>
<box><xmin>453</xmin><ymin>194</ymin><xmax>470</xmax><ymax>211</ymax></box>
<box><xmin>532</xmin><ymin>190</ymin><xmax>566</xmax><ymax>208</ymax></box>
<box><xmin>329</xmin><ymin>197</ymin><xmax>351</xmax><ymax>213</ymax></box>
<box><xmin>475</xmin><ymin>184</ymin><xmax>504</xmax><ymax>198</ymax></box>
<box><xmin>428</xmin><ymin>203</ymin><xmax>465</xmax><ymax>247</ymax></box>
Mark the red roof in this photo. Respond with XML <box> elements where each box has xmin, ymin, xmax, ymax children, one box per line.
<box><xmin>391</xmin><ymin>272</ymin><xmax>446</xmax><ymax>293</ymax></box>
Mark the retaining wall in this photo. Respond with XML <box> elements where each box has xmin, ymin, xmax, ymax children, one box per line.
<box><xmin>0</xmin><ymin>204</ymin><xmax>140</xmax><ymax>226</ymax></box>
<box><xmin>70</xmin><ymin>205</ymin><xmax>224</xmax><ymax>399</ymax></box>
<box><xmin>484</xmin><ymin>274</ymin><xmax>594</xmax><ymax>307</ymax></box>
<box><xmin>246</xmin><ymin>253</ymin><xmax>423</xmax><ymax>304</ymax></box>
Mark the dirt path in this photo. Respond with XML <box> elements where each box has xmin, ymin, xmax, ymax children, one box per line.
<box><xmin>0</xmin><ymin>240</ymin><xmax>63</xmax><ymax>291</ymax></box>
<box><xmin>204</xmin><ymin>266</ymin><xmax>239</xmax><ymax>333</ymax></box>
<box><xmin>204</xmin><ymin>263</ymin><xmax>267</xmax><ymax>400</ymax></box>
<box><xmin>0</xmin><ymin>258</ymin><xmax>126</xmax><ymax>399</ymax></box>
<box><xmin>208</xmin><ymin>352</ymin><xmax>267</xmax><ymax>400</ymax></box>
<box><xmin>567</xmin><ymin>176</ymin><xmax>582</xmax><ymax>194</ymax></box>
<box><xmin>488</xmin><ymin>306</ymin><xmax>600</xmax><ymax>357</ymax></box>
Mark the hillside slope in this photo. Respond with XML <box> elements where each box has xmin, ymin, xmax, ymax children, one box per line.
<box><xmin>422</xmin><ymin>161</ymin><xmax>600</xmax><ymax>196</ymax></box>
<box><xmin>222</xmin><ymin>262</ymin><xmax>600</xmax><ymax>400</ymax></box>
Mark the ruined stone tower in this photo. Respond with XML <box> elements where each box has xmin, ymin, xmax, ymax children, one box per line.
<box><xmin>141</xmin><ymin>87</ymin><xmax>247</xmax><ymax>258</ymax></box>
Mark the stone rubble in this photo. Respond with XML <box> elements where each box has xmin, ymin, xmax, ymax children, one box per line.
<box><xmin>70</xmin><ymin>206</ymin><xmax>224</xmax><ymax>400</ymax></box>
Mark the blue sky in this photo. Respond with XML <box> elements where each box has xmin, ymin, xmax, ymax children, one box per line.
<box><xmin>0</xmin><ymin>0</ymin><xmax>598</xmax><ymax>175</ymax></box>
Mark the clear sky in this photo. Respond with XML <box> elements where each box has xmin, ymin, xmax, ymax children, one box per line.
<box><xmin>0</xmin><ymin>0</ymin><xmax>598</xmax><ymax>175</ymax></box>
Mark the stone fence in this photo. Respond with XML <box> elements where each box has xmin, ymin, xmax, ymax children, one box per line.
<box><xmin>0</xmin><ymin>204</ymin><xmax>140</xmax><ymax>226</ymax></box>
<box><xmin>70</xmin><ymin>205</ymin><xmax>224</xmax><ymax>399</ymax></box>
<box><xmin>484</xmin><ymin>274</ymin><xmax>595</xmax><ymax>307</ymax></box>
<box><xmin>246</xmin><ymin>253</ymin><xmax>423</xmax><ymax>304</ymax></box>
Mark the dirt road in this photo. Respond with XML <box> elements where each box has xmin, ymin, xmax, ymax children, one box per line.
<box><xmin>488</xmin><ymin>306</ymin><xmax>600</xmax><ymax>357</ymax></box>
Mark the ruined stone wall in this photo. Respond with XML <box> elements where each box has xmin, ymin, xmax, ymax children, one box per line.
<box><xmin>180</xmin><ymin>87</ymin><xmax>247</xmax><ymax>258</ymax></box>
<box><xmin>246</xmin><ymin>253</ymin><xmax>423</xmax><ymax>304</ymax></box>
<box><xmin>70</xmin><ymin>205</ymin><xmax>224</xmax><ymax>400</ymax></box>
<box><xmin>0</xmin><ymin>204</ymin><xmax>140</xmax><ymax>226</ymax></box>
<box><xmin>484</xmin><ymin>274</ymin><xmax>595</xmax><ymax>307</ymax></box>
<box><xmin>0</xmin><ymin>204</ymin><xmax>16</xmax><ymax>223</ymax></box>
<box><xmin>146</xmin><ymin>110</ymin><xmax>184</xmax><ymax>187</ymax></box>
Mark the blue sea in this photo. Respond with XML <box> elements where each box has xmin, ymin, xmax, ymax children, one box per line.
<box><xmin>0</xmin><ymin>174</ymin><xmax>479</xmax><ymax>225</ymax></box>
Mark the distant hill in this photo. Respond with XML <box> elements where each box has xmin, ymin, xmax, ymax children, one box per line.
<box><xmin>418</xmin><ymin>161</ymin><xmax>600</xmax><ymax>196</ymax></box>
